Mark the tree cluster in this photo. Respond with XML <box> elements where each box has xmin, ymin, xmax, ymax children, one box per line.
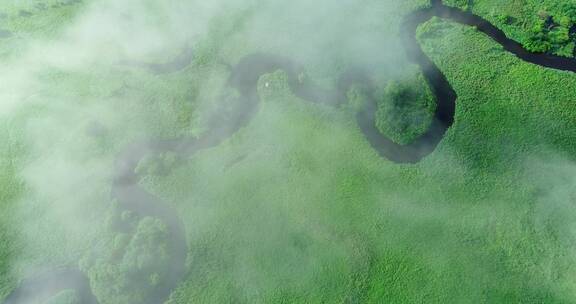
<box><xmin>525</xmin><ymin>5</ymin><xmax>576</xmax><ymax>56</ymax></box>
<box><xmin>80</xmin><ymin>213</ymin><xmax>174</xmax><ymax>304</ymax></box>
<box><xmin>375</xmin><ymin>72</ymin><xmax>436</xmax><ymax>145</ymax></box>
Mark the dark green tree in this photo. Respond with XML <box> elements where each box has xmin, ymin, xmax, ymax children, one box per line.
<box><xmin>375</xmin><ymin>72</ymin><xmax>436</xmax><ymax>145</ymax></box>
<box><xmin>81</xmin><ymin>216</ymin><xmax>173</xmax><ymax>304</ymax></box>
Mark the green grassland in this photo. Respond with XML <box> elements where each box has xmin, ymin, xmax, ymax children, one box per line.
<box><xmin>2</xmin><ymin>0</ymin><xmax>576</xmax><ymax>303</ymax></box>
<box><xmin>141</xmin><ymin>26</ymin><xmax>576</xmax><ymax>300</ymax></box>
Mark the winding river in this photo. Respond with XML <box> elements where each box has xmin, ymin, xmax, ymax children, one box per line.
<box><xmin>4</xmin><ymin>0</ymin><xmax>576</xmax><ymax>302</ymax></box>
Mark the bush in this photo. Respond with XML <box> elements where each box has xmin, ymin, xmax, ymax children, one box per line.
<box><xmin>346</xmin><ymin>84</ymin><xmax>370</xmax><ymax>112</ymax></box>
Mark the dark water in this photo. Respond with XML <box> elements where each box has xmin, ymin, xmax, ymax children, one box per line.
<box><xmin>3</xmin><ymin>268</ymin><xmax>97</xmax><ymax>304</ymax></box>
<box><xmin>6</xmin><ymin>0</ymin><xmax>576</xmax><ymax>302</ymax></box>
<box><xmin>0</xmin><ymin>30</ymin><xmax>12</xmax><ymax>39</ymax></box>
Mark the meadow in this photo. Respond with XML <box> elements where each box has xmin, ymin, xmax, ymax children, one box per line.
<box><xmin>2</xmin><ymin>0</ymin><xmax>576</xmax><ymax>303</ymax></box>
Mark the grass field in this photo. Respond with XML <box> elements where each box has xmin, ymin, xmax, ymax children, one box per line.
<box><xmin>2</xmin><ymin>0</ymin><xmax>576</xmax><ymax>303</ymax></box>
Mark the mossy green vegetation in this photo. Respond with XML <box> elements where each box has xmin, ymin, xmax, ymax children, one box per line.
<box><xmin>140</xmin><ymin>58</ymin><xmax>576</xmax><ymax>302</ymax></box>
<box><xmin>375</xmin><ymin>70</ymin><xmax>436</xmax><ymax>145</ymax></box>
<box><xmin>4</xmin><ymin>0</ymin><xmax>576</xmax><ymax>303</ymax></box>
